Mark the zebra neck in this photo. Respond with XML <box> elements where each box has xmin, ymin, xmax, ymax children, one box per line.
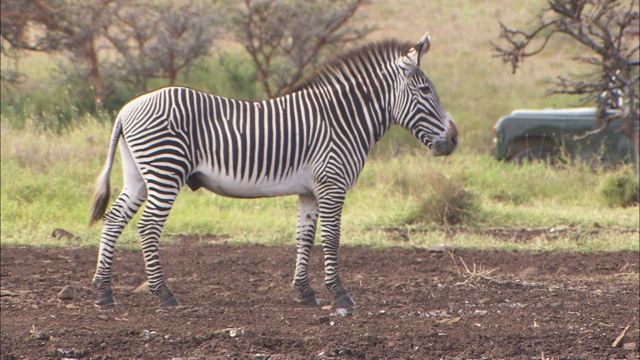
<box><xmin>290</xmin><ymin>81</ymin><xmax>394</xmax><ymax>153</ymax></box>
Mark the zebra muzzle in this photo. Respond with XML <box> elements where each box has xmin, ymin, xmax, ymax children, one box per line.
<box><xmin>432</xmin><ymin>119</ymin><xmax>458</xmax><ymax>156</ymax></box>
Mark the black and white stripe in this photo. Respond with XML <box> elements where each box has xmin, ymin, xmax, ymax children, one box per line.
<box><xmin>89</xmin><ymin>31</ymin><xmax>458</xmax><ymax>308</ymax></box>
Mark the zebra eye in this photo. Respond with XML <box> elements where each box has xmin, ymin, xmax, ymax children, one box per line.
<box><xmin>418</xmin><ymin>86</ymin><xmax>432</xmax><ymax>96</ymax></box>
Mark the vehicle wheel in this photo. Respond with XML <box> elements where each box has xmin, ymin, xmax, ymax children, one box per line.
<box><xmin>510</xmin><ymin>147</ymin><xmax>560</xmax><ymax>165</ymax></box>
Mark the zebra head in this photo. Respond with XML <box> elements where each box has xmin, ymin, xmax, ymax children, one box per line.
<box><xmin>393</xmin><ymin>31</ymin><xmax>458</xmax><ymax>156</ymax></box>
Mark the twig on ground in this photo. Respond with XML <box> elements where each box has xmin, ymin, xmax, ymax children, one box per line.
<box><xmin>612</xmin><ymin>325</ymin><xmax>630</xmax><ymax>348</ymax></box>
<box><xmin>454</xmin><ymin>256</ymin><xmax>500</xmax><ymax>287</ymax></box>
<box><xmin>449</xmin><ymin>253</ymin><xmax>549</xmax><ymax>288</ymax></box>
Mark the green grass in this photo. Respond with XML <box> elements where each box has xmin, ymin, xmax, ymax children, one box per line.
<box><xmin>1</xmin><ymin>0</ymin><xmax>638</xmax><ymax>252</ymax></box>
<box><xmin>1</xmin><ymin>117</ymin><xmax>637</xmax><ymax>251</ymax></box>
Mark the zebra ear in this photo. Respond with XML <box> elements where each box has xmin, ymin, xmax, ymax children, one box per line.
<box><xmin>401</xmin><ymin>31</ymin><xmax>431</xmax><ymax>70</ymax></box>
<box><xmin>414</xmin><ymin>31</ymin><xmax>431</xmax><ymax>63</ymax></box>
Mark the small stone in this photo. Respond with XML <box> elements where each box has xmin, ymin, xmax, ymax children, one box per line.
<box><xmin>478</xmin><ymin>297</ymin><xmax>491</xmax><ymax>305</ymax></box>
<box><xmin>133</xmin><ymin>281</ymin><xmax>150</xmax><ymax>294</ymax></box>
<box><xmin>332</xmin><ymin>308</ymin><xmax>349</xmax><ymax>317</ymax></box>
<box><xmin>141</xmin><ymin>329</ymin><xmax>157</xmax><ymax>341</ymax></box>
<box><xmin>31</xmin><ymin>332</ymin><xmax>50</xmax><ymax>341</ymax></box>
<box><xmin>623</xmin><ymin>342</ymin><xmax>637</xmax><ymax>350</ymax></box>
<box><xmin>428</xmin><ymin>243</ymin><xmax>459</xmax><ymax>253</ymax></box>
<box><xmin>54</xmin><ymin>348</ymin><xmax>73</xmax><ymax>357</ymax></box>
<box><xmin>57</xmin><ymin>286</ymin><xmax>75</xmax><ymax>300</ymax></box>
<box><xmin>51</xmin><ymin>228</ymin><xmax>76</xmax><ymax>239</ymax></box>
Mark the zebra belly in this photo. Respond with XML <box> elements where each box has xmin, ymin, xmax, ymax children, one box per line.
<box><xmin>188</xmin><ymin>169</ymin><xmax>313</xmax><ymax>198</ymax></box>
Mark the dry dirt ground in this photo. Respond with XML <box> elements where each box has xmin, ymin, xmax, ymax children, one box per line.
<box><xmin>1</xmin><ymin>235</ymin><xmax>638</xmax><ymax>360</ymax></box>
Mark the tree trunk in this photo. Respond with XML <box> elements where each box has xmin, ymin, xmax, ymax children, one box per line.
<box><xmin>633</xmin><ymin>122</ymin><xmax>639</xmax><ymax>174</ymax></box>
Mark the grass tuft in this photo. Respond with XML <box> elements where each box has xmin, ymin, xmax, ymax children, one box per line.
<box><xmin>600</xmin><ymin>169</ymin><xmax>640</xmax><ymax>208</ymax></box>
<box><xmin>403</xmin><ymin>173</ymin><xmax>480</xmax><ymax>226</ymax></box>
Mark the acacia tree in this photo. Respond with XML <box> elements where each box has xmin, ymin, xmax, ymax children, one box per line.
<box><xmin>104</xmin><ymin>0</ymin><xmax>158</xmax><ymax>93</ymax></box>
<box><xmin>145</xmin><ymin>1</ymin><xmax>223</xmax><ymax>86</ymax></box>
<box><xmin>1</xmin><ymin>0</ymin><xmax>118</xmax><ymax>102</ymax></box>
<box><xmin>233</xmin><ymin>0</ymin><xmax>373</xmax><ymax>98</ymax></box>
<box><xmin>105</xmin><ymin>0</ymin><xmax>224</xmax><ymax>91</ymax></box>
<box><xmin>492</xmin><ymin>0</ymin><xmax>639</xmax><ymax>168</ymax></box>
<box><xmin>1</xmin><ymin>0</ymin><xmax>223</xmax><ymax>105</ymax></box>
<box><xmin>2</xmin><ymin>0</ymin><xmax>370</xmax><ymax>108</ymax></box>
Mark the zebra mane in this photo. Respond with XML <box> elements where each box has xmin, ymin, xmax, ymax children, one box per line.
<box><xmin>290</xmin><ymin>39</ymin><xmax>414</xmax><ymax>93</ymax></box>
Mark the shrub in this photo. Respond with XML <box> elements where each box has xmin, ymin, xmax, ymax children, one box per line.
<box><xmin>405</xmin><ymin>173</ymin><xmax>480</xmax><ymax>226</ymax></box>
<box><xmin>600</xmin><ymin>169</ymin><xmax>639</xmax><ymax>208</ymax></box>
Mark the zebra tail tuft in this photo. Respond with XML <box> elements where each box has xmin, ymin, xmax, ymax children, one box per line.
<box><xmin>89</xmin><ymin>118</ymin><xmax>122</xmax><ymax>226</ymax></box>
<box><xmin>89</xmin><ymin>171</ymin><xmax>111</xmax><ymax>226</ymax></box>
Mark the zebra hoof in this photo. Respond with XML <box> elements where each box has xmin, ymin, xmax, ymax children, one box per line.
<box><xmin>333</xmin><ymin>293</ymin><xmax>356</xmax><ymax>308</ymax></box>
<box><xmin>297</xmin><ymin>289</ymin><xmax>320</xmax><ymax>307</ymax></box>
<box><xmin>95</xmin><ymin>295</ymin><xmax>116</xmax><ymax>306</ymax></box>
<box><xmin>160</xmin><ymin>294</ymin><xmax>180</xmax><ymax>307</ymax></box>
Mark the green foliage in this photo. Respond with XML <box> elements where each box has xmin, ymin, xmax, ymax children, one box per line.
<box><xmin>189</xmin><ymin>53</ymin><xmax>262</xmax><ymax>101</ymax></box>
<box><xmin>0</xmin><ymin>70</ymin><xmax>125</xmax><ymax>133</ymax></box>
<box><xmin>600</xmin><ymin>169</ymin><xmax>640</xmax><ymax>208</ymax></box>
<box><xmin>0</xmin><ymin>53</ymin><xmax>261</xmax><ymax>133</ymax></box>
<box><xmin>1</xmin><ymin>85</ymin><xmax>94</xmax><ymax>133</ymax></box>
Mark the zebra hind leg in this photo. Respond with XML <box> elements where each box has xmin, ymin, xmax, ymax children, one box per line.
<box><xmin>137</xmin><ymin>186</ymin><xmax>181</xmax><ymax>307</ymax></box>
<box><xmin>292</xmin><ymin>195</ymin><xmax>320</xmax><ymax>306</ymax></box>
<box><xmin>93</xmin><ymin>191</ymin><xmax>146</xmax><ymax>306</ymax></box>
<box><xmin>93</xmin><ymin>143</ymin><xmax>147</xmax><ymax>306</ymax></box>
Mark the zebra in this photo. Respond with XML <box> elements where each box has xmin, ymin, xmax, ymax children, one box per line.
<box><xmin>89</xmin><ymin>31</ymin><xmax>458</xmax><ymax>308</ymax></box>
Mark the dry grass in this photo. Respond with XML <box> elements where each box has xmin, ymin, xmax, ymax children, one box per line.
<box><xmin>0</xmin><ymin>117</ymin><xmax>110</xmax><ymax>173</ymax></box>
<box><xmin>1</xmin><ymin>1</ymin><xmax>637</xmax><ymax>251</ymax></box>
<box><xmin>451</xmin><ymin>254</ymin><xmax>502</xmax><ymax>287</ymax></box>
<box><xmin>403</xmin><ymin>172</ymin><xmax>479</xmax><ymax>227</ymax></box>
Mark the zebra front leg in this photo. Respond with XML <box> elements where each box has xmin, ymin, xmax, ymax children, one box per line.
<box><xmin>93</xmin><ymin>193</ymin><xmax>146</xmax><ymax>306</ymax></box>
<box><xmin>137</xmin><ymin>188</ymin><xmax>180</xmax><ymax>307</ymax></box>
<box><xmin>318</xmin><ymin>188</ymin><xmax>356</xmax><ymax>308</ymax></box>
<box><xmin>293</xmin><ymin>194</ymin><xmax>320</xmax><ymax>306</ymax></box>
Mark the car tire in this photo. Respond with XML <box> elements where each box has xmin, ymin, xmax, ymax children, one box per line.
<box><xmin>510</xmin><ymin>147</ymin><xmax>560</xmax><ymax>165</ymax></box>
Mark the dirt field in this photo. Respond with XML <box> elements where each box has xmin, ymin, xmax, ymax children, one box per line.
<box><xmin>1</xmin><ymin>235</ymin><xmax>638</xmax><ymax>359</ymax></box>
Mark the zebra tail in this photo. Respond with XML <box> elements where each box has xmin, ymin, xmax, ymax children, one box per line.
<box><xmin>89</xmin><ymin>118</ymin><xmax>123</xmax><ymax>226</ymax></box>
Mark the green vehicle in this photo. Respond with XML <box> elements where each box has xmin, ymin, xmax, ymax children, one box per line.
<box><xmin>493</xmin><ymin>107</ymin><xmax>635</xmax><ymax>165</ymax></box>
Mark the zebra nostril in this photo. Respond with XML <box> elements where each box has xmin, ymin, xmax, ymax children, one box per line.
<box><xmin>451</xmin><ymin>135</ymin><xmax>458</xmax><ymax>146</ymax></box>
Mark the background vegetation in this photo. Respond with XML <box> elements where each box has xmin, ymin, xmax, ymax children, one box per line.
<box><xmin>1</xmin><ymin>0</ymin><xmax>638</xmax><ymax>252</ymax></box>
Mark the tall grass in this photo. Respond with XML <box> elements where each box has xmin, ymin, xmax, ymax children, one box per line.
<box><xmin>1</xmin><ymin>83</ymin><xmax>100</xmax><ymax>132</ymax></box>
<box><xmin>1</xmin><ymin>117</ymin><xmax>637</xmax><ymax>250</ymax></box>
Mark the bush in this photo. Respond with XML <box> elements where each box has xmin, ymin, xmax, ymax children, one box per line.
<box><xmin>404</xmin><ymin>173</ymin><xmax>480</xmax><ymax>226</ymax></box>
<box><xmin>600</xmin><ymin>169</ymin><xmax>640</xmax><ymax>208</ymax></box>
<box><xmin>190</xmin><ymin>53</ymin><xmax>261</xmax><ymax>101</ymax></box>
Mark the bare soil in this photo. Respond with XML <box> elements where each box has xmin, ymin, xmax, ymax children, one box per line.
<box><xmin>1</xmin><ymin>235</ymin><xmax>638</xmax><ymax>359</ymax></box>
